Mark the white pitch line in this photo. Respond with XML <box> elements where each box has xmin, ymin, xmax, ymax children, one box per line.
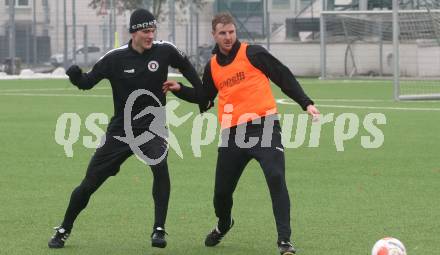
<box><xmin>0</xmin><ymin>91</ymin><xmax>433</xmax><ymax>103</ymax></box>
<box><xmin>0</xmin><ymin>92</ymin><xmax>177</xmax><ymax>99</ymax></box>
<box><xmin>276</xmin><ymin>99</ymin><xmax>440</xmax><ymax>111</ymax></box>
<box><xmin>1</xmin><ymin>93</ymin><xmax>439</xmax><ymax>111</ymax></box>
<box><xmin>0</xmin><ymin>92</ymin><xmax>434</xmax><ymax>104</ymax></box>
<box><xmin>315</xmin><ymin>98</ymin><xmax>393</xmax><ymax>102</ymax></box>
<box><xmin>0</xmin><ymin>87</ymin><xmax>111</xmax><ymax>92</ymax></box>
<box><xmin>281</xmin><ymin>98</ymin><xmax>440</xmax><ymax>103</ymax></box>
<box><xmin>315</xmin><ymin>104</ymin><xmax>440</xmax><ymax>111</ymax></box>
<box><xmin>0</xmin><ymin>93</ymin><xmax>112</xmax><ymax>98</ymax></box>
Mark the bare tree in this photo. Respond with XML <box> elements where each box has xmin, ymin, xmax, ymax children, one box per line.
<box><xmin>88</xmin><ymin>0</ymin><xmax>206</xmax><ymax>19</ymax></box>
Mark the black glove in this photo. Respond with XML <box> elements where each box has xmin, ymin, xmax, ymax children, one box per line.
<box><xmin>198</xmin><ymin>97</ymin><xmax>214</xmax><ymax>114</ymax></box>
<box><xmin>195</xmin><ymin>87</ymin><xmax>214</xmax><ymax>113</ymax></box>
<box><xmin>66</xmin><ymin>65</ymin><xmax>82</xmax><ymax>84</ymax></box>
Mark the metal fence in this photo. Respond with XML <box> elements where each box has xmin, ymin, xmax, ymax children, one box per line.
<box><xmin>0</xmin><ymin>23</ymin><xmax>50</xmax><ymax>66</ymax></box>
<box><xmin>3</xmin><ymin>0</ymin><xmax>434</xmax><ymax>76</ymax></box>
<box><xmin>1</xmin><ymin>0</ymin><xmax>323</xmax><ymax>73</ymax></box>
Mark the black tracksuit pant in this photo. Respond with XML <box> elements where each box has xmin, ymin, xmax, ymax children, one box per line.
<box><xmin>60</xmin><ymin>131</ymin><xmax>170</xmax><ymax>232</ymax></box>
<box><xmin>214</xmin><ymin>116</ymin><xmax>292</xmax><ymax>241</ymax></box>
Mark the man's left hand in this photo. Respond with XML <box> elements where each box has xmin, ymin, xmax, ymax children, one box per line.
<box><xmin>162</xmin><ymin>80</ymin><xmax>181</xmax><ymax>94</ymax></box>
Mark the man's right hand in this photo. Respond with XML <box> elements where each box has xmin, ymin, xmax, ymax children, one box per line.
<box><xmin>66</xmin><ymin>65</ymin><xmax>82</xmax><ymax>83</ymax></box>
<box><xmin>306</xmin><ymin>104</ymin><xmax>320</xmax><ymax>122</ymax></box>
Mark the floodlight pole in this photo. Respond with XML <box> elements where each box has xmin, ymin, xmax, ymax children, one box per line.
<box><xmin>359</xmin><ymin>0</ymin><xmax>368</xmax><ymax>10</ymax></box>
<box><xmin>112</xmin><ymin>0</ymin><xmax>116</xmax><ymax>48</ymax></box>
<box><xmin>265</xmin><ymin>0</ymin><xmax>270</xmax><ymax>50</ymax></box>
<box><xmin>32</xmin><ymin>0</ymin><xmax>37</xmax><ymax>65</ymax></box>
<box><xmin>320</xmin><ymin>12</ymin><xmax>327</xmax><ymax>79</ymax></box>
<box><xmin>196</xmin><ymin>10</ymin><xmax>200</xmax><ymax>67</ymax></box>
<box><xmin>189</xmin><ymin>2</ymin><xmax>194</xmax><ymax>57</ymax></box>
<box><xmin>55</xmin><ymin>0</ymin><xmax>59</xmax><ymax>53</ymax></box>
<box><xmin>393</xmin><ymin>0</ymin><xmax>400</xmax><ymax>100</ymax></box>
<box><xmin>8</xmin><ymin>0</ymin><xmax>16</xmax><ymax>75</ymax></box>
<box><xmin>63</xmin><ymin>0</ymin><xmax>68</xmax><ymax>68</ymax></box>
<box><xmin>84</xmin><ymin>25</ymin><xmax>88</xmax><ymax>66</ymax></box>
<box><xmin>72</xmin><ymin>0</ymin><xmax>77</xmax><ymax>63</ymax></box>
<box><xmin>168</xmin><ymin>0</ymin><xmax>175</xmax><ymax>44</ymax></box>
<box><xmin>109</xmin><ymin>0</ymin><xmax>114</xmax><ymax>49</ymax></box>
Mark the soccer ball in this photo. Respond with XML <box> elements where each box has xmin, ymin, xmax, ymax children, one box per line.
<box><xmin>371</xmin><ymin>237</ymin><xmax>407</xmax><ymax>255</ymax></box>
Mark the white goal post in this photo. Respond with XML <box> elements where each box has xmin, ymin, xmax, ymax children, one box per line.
<box><xmin>320</xmin><ymin>2</ymin><xmax>440</xmax><ymax>100</ymax></box>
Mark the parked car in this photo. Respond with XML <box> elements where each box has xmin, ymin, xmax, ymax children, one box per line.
<box><xmin>50</xmin><ymin>45</ymin><xmax>105</xmax><ymax>67</ymax></box>
<box><xmin>0</xmin><ymin>57</ymin><xmax>21</xmax><ymax>75</ymax></box>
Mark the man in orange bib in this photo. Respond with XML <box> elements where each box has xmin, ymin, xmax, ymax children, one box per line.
<box><xmin>164</xmin><ymin>12</ymin><xmax>319</xmax><ymax>255</ymax></box>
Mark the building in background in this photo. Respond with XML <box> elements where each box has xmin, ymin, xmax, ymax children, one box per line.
<box><xmin>0</xmin><ymin>0</ymin><xmax>51</xmax><ymax>65</ymax></box>
<box><xmin>0</xmin><ymin>0</ymin><xmax>437</xmax><ymax>76</ymax></box>
<box><xmin>0</xmin><ymin>0</ymin><xmax>130</xmax><ymax>68</ymax></box>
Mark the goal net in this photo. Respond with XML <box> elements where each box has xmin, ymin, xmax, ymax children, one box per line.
<box><xmin>321</xmin><ymin>8</ymin><xmax>440</xmax><ymax>100</ymax></box>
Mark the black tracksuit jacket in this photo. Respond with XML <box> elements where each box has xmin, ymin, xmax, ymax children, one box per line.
<box><xmin>69</xmin><ymin>40</ymin><xmax>202</xmax><ymax>133</ymax></box>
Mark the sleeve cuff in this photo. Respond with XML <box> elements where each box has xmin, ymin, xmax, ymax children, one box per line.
<box><xmin>300</xmin><ymin>99</ymin><xmax>314</xmax><ymax>111</ymax></box>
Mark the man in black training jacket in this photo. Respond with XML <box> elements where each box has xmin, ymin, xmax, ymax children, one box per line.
<box><xmin>48</xmin><ymin>8</ymin><xmax>203</xmax><ymax>249</ymax></box>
